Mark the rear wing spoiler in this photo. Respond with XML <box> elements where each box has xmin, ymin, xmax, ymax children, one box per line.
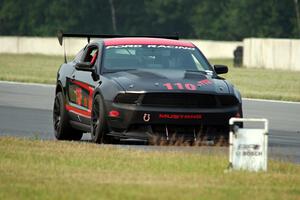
<box><xmin>57</xmin><ymin>30</ymin><xmax>179</xmax><ymax>46</ymax></box>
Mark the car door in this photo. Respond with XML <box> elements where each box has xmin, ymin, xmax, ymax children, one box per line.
<box><xmin>66</xmin><ymin>44</ymin><xmax>100</xmax><ymax>128</ymax></box>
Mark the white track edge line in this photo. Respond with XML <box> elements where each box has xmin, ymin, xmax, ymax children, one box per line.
<box><xmin>242</xmin><ymin>98</ymin><xmax>300</xmax><ymax>104</ymax></box>
<box><xmin>0</xmin><ymin>80</ymin><xmax>55</xmax><ymax>87</ymax></box>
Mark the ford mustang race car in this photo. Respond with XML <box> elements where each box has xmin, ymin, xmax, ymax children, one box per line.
<box><xmin>53</xmin><ymin>32</ymin><xmax>243</xmax><ymax>143</ymax></box>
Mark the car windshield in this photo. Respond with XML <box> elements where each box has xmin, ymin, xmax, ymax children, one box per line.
<box><xmin>102</xmin><ymin>45</ymin><xmax>212</xmax><ymax>73</ymax></box>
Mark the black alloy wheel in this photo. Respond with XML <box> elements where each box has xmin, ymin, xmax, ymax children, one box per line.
<box><xmin>53</xmin><ymin>92</ymin><xmax>83</xmax><ymax>141</ymax></box>
<box><xmin>91</xmin><ymin>94</ymin><xmax>109</xmax><ymax>143</ymax></box>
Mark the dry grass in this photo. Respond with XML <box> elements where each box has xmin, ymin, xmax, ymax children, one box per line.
<box><xmin>0</xmin><ymin>137</ymin><xmax>299</xmax><ymax>200</ymax></box>
<box><xmin>148</xmin><ymin>134</ymin><xmax>228</xmax><ymax>146</ymax></box>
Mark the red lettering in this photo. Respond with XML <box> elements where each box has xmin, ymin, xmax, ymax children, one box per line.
<box><xmin>174</xmin><ymin>83</ymin><xmax>184</xmax><ymax>90</ymax></box>
<box><xmin>159</xmin><ymin>113</ymin><xmax>202</xmax><ymax>119</ymax></box>
<box><xmin>185</xmin><ymin>83</ymin><xmax>196</xmax><ymax>90</ymax></box>
<box><xmin>163</xmin><ymin>83</ymin><xmax>173</xmax><ymax>90</ymax></box>
<box><xmin>197</xmin><ymin>79</ymin><xmax>212</xmax><ymax>86</ymax></box>
<box><xmin>164</xmin><ymin>80</ymin><xmax>211</xmax><ymax>90</ymax></box>
<box><xmin>159</xmin><ymin>114</ymin><xmax>167</xmax><ymax>118</ymax></box>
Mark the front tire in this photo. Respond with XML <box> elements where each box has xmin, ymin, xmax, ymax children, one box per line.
<box><xmin>91</xmin><ymin>94</ymin><xmax>109</xmax><ymax>143</ymax></box>
<box><xmin>53</xmin><ymin>92</ymin><xmax>83</xmax><ymax>141</ymax></box>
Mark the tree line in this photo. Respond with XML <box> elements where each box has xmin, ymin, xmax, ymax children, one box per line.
<box><xmin>0</xmin><ymin>0</ymin><xmax>299</xmax><ymax>41</ymax></box>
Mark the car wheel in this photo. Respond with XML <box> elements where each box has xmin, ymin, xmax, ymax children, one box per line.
<box><xmin>237</xmin><ymin>105</ymin><xmax>244</xmax><ymax>128</ymax></box>
<box><xmin>91</xmin><ymin>94</ymin><xmax>109</xmax><ymax>143</ymax></box>
<box><xmin>53</xmin><ymin>92</ymin><xmax>83</xmax><ymax>141</ymax></box>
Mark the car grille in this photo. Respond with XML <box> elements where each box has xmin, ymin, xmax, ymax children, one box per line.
<box><xmin>141</xmin><ymin>93</ymin><xmax>239</xmax><ymax>108</ymax></box>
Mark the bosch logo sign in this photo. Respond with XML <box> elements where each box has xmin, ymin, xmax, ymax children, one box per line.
<box><xmin>238</xmin><ymin>144</ymin><xmax>260</xmax><ymax>150</ymax></box>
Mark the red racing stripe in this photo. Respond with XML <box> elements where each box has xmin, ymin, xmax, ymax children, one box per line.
<box><xmin>71</xmin><ymin>80</ymin><xmax>93</xmax><ymax>91</ymax></box>
<box><xmin>104</xmin><ymin>38</ymin><xmax>195</xmax><ymax>47</ymax></box>
<box><xmin>65</xmin><ymin>104</ymin><xmax>91</xmax><ymax>118</ymax></box>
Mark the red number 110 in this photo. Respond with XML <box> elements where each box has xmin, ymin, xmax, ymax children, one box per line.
<box><xmin>163</xmin><ymin>83</ymin><xmax>197</xmax><ymax>90</ymax></box>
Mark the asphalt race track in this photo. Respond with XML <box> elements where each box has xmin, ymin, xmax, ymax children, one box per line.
<box><xmin>0</xmin><ymin>81</ymin><xmax>300</xmax><ymax>162</ymax></box>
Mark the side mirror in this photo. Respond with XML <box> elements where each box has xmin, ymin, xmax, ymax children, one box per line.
<box><xmin>214</xmin><ymin>65</ymin><xmax>228</xmax><ymax>74</ymax></box>
<box><xmin>75</xmin><ymin>62</ymin><xmax>94</xmax><ymax>72</ymax></box>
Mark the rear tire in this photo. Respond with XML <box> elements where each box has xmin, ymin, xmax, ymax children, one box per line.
<box><xmin>53</xmin><ymin>92</ymin><xmax>83</xmax><ymax>141</ymax></box>
<box><xmin>91</xmin><ymin>94</ymin><xmax>110</xmax><ymax>143</ymax></box>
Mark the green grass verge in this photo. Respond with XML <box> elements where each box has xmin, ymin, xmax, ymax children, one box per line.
<box><xmin>0</xmin><ymin>54</ymin><xmax>299</xmax><ymax>101</ymax></box>
<box><xmin>210</xmin><ymin>59</ymin><xmax>300</xmax><ymax>102</ymax></box>
<box><xmin>0</xmin><ymin>54</ymin><xmax>62</xmax><ymax>84</ymax></box>
<box><xmin>0</xmin><ymin>137</ymin><xmax>299</xmax><ymax>200</ymax></box>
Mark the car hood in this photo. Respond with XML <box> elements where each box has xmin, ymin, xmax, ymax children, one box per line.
<box><xmin>105</xmin><ymin>69</ymin><xmax>230</xmax><ymax>94</ymax></box>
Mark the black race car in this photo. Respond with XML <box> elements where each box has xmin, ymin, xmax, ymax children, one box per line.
<box><xmin>53</xmin><ymin>32</ymin><xmax>243</xmax><ymax>143</ymax></box>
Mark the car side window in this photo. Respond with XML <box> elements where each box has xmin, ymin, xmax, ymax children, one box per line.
<box><xmin>83</xmin><ymin>47</ymin><xmax>99</xmax><ymax>66</ymax></box>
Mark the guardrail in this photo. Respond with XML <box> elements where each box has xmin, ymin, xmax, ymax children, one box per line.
<box><xmin>243</xmin><ymin>38</ymin><xmax>300</xmax><ymax>71</ymax></box>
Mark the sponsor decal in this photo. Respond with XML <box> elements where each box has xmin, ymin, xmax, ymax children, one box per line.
<box><xmin>70</xmin><ymin>80</ymin><xmax>94</xmax><ymax>110</ymax></box>
<box><xmin>106</xmin><ymin>45</ymin><xmax>142</xmax><ymax>49</ymax></box>
<box><xmin>236</xmin><ymin>151</ymin><xmax>262</xmax><ymax>156</ymax></box>
<box><xmin>147</xmin><ymin>45</ymin><xmax>195</xmax><ymax>50</ymax></box>
<box><xmin>106</xmin><ymin>45</ymin><xmax>195</xmax><ymax>51</ymax></box>
<box><xmin>67</xmin><ymin>80</ymin><xmax>94</xmax><ymax>119</ymax></box>
<box><xmin>159</xmin><ymin>114</ymin><xmax>202</xmax><ymax>120</ymax></box>
<box><xmin>238</xmin><ymin>144</ymin><xmax>260</xmax><ymax>150</ymax></box>
<box><xmin>236</xmin><ymin>144</ymin><xmax>262</xmax><ymax>156</ymax></box>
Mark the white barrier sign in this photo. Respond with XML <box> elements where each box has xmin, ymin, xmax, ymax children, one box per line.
<box><xmin>229</xmin><ymin>118</ymin><xmax>268</xmax><ymax>172</ymax></box>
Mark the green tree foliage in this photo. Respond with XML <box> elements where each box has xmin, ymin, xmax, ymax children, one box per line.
<box><xmin>0</xmin><ymin>0</ymin><xmax>299</xmax><ymax>40</ymax></box>
<box><xmin>223</xmin><ymin>0</ymin><xmax>297</xmax><ymax>40</ymax></box>
<box><xmin>144</xmin><ymin>0</ymin><xmax>198</xmax><ymax>36</ymax></box>
<box><xmin>190</xmin><ymin>0</ymin><xmax>228</xmax><ymax>40</ymax></box>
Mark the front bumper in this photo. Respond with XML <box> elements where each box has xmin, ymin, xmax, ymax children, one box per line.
<box><xmin>105</xmin><ymin>101</ymin><xmax>240</xmax><ymax>131</ymax></box>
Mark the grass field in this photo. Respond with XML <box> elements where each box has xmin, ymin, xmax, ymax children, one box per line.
<box><xmin>0</xmin><ymin>137</ymin><xmax>299</xmax><ymax>200</ymax></box>
<box><xmin>0</xmin><ymin>54</ymin><xmax>61</xmax><ymax>84</ymax></box>
<box><xmin>210</xmin><ymin>59</ymin><xmax>300</xmax><ymax>101</ymax></box>
<box><xmin>0</xmin><ymin>54</ymin><xmax>300</xmax><ymax>101</ymax></box>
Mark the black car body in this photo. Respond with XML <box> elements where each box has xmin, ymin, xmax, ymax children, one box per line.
<box><xmin>53</xmin><ymin>33</ymin><xmax>243</xmax><ymax>143</ymax></box>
